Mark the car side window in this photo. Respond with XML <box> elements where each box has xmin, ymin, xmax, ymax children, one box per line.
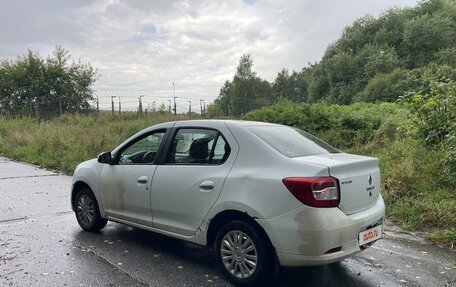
<box><xmin>166</xmin><ymin>128</ymin><xmax>230</xmax><ymax>165</ymax></box>
<box><xmin>119</xmin><ymin>131</ymin><xmax>165</xmax><ymax>165</ymax></box>
<box><xmin>211</xmin><ymin>136</ymin><xmax>230</xmax><ymax>164</ymax></box>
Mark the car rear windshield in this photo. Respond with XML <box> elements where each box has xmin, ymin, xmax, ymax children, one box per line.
<box><xmin>247</xmin><ymin>125</ymin><xmax>339</xmax><ymax>157</ymax></box>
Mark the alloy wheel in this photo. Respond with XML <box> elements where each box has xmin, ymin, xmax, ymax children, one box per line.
<box><xmin>220</xmin><ymin>230</ymin><xmax>258</xmax><ymax>279</ymax></box>
<box><xmin>76</xmin><ymin>194</ymin><xmax>95</xmax><ymax>226</ymax></box>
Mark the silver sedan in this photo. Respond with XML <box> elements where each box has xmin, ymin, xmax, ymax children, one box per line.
<box><xmin>71</xmin><ymin>120</ymin><xmax>385</xmax><ymax>286</ymax></box>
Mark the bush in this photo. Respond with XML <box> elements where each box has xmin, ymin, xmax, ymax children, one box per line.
<box><xmin>402</xmin><ymin>77</ymin><xmax>456</xmax><ymax>144</ymax></box>
<box><xmin>245</xmin><ymin>100</ymin><xmax>408</xmax><ymax>149</ymax></box>
<box><xmin>402</xmin><ymin>76</ymin><xmax>456</xmax><ymax>183</ymax></box>
<box><xmin>356</xmin><ymin>68</ymin><xmax>412</xmax><ymax>102</ymax></box>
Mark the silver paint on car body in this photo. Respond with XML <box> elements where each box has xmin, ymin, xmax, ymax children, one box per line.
<box><xmin>72</xmin><ymin>119</ymin><xmax>385</xmax><ymax>267</ymax></box>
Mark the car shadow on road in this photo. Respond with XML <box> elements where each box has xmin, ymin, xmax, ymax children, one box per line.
<box><xmin>72</xmin><ymin>222</ymin><xmax>373</xmax><ymax>287</ymax></box>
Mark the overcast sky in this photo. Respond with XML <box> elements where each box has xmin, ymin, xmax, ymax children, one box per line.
<box><xmin>0</xmin><ymin>0</ymin><xmax>419</xmax><ymax>107</ymax></box>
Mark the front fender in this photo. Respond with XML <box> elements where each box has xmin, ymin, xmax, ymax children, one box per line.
<box><xmin>72</xmin><ymin>159</ymin><xmax>105</xmax><ymax>217</ymax></box>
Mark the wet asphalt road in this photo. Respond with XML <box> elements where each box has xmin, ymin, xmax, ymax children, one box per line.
<box><xmin>0</xmin><ymin>157</ymin><xmax>455</xmax><ymax>287</ymax></box>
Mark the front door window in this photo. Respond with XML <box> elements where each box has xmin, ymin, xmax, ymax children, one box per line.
<box><xmin>119</xmin><ymin>132</ymin><xmax>165</xmax><ymax>164</ymax></box>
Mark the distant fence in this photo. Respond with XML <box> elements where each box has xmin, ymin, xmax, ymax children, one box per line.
<box><xmin>0</xmin><ymin>90</ymin><xmax>213</xmax><ymax>119</ymax></box>
<box><xmin>93</xmin><ymin>90</ymin><xmax>212</xmax><ymax>115</ymax></box>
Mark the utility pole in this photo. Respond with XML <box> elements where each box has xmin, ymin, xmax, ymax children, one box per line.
<box><xmin>111</xmin><ymin>96</ymin><xmax>116</xmax><ymax>115</ymax></box>
<box><xmin>118</xmin><ymin>97</ymin><xmax>121</xmax><ymax>115</ymax></box>
<box><xmin>200</xmin><ymin>99</ymin><xmax>206</xmax><ymax>117</ymax></box>
<box><xmin>188</xmin><ymin>101</ymin><xmax>191</xmax><ymax>119</ymax></box>
<box><xmin>55</xmin><ymin>77</ymin><xmax>62</xmax><ymax>116</ymax></box>
<box><xmin>35</xmin><ymin>98</ymin><xmax>39</xmax><ymax>120</ymax></box>
<box><xmin>95</xmin><ymin>96</ymin><xmax>99</xmax><ymax>113</ymax></box>
<box><xmin>50</xmin><ymin>90</ymin><xmax>61</xmax><ymax>117</ymax></box>
<box><xmin>138</xmin><ymin>95</ymin><xmax>144</xmax><ymax>117</ymax></box>
<box><xmin>59</xmin><ymin>98</ymin><xmax>62</xmax><ymax>116</ymax></box>
<box><xmin>168</xmin><ymin>100</ymin><xmax>171</xmax><ymax>113</ymax></box>
<box><xmin>172</xmin><ymin>82</ymin><xmax>177</xmax><ymax>115</ymax></box>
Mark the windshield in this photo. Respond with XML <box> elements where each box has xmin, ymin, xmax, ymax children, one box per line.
<box><xmin>247</xmin><ymin>125</ymin><xmax>339</xmax><ymax>157</ymax></box>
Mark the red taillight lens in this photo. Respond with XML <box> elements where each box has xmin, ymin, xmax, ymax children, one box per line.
<box><xmin>282</xmin><ymin>177</ymin><xmax>340</xmax><ymax>207</ymax></box>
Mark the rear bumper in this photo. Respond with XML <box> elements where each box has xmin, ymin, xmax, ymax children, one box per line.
<box><xmin>256</xmin><ymin>195</ymin><xmax>385</xmax><ymax>267</ymax></box>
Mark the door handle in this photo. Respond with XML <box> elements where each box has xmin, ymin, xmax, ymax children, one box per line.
<box><xmin>199</xmin><ymin>181</ymin><xmax>214</xmax><ymax>191</ymax></box>
<box><xmin>137</xmin><ymin>176</ymin><xmax>148</xmax><ymax>184</ymax></box>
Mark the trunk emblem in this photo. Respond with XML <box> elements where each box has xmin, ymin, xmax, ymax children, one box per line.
<box><xmin>367</xmin><ymin>175</ymin><xmax>374</xmax><ymax>197</ymax></box>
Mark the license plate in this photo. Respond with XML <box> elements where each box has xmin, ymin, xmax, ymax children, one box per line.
<box><xmin>359</xmin><ymin>224</ymin><xmax>383</xmax><ymax>246</ymax></box>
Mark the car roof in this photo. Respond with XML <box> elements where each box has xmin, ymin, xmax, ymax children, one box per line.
<box><xmin>155</xmin><ymin>119</ymin><xmax>283</xmax><ymax>129</ymax></box>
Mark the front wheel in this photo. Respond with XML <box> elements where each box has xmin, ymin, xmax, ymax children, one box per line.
<box><xmin>215</xmin><ymin>221</ymin><xmax>273</xmax><ymax>287</ymax></box>
<box><xmin>74</xmin><ymin>188</ymin><xmax>107</xmax><ymax>232</ymax></box>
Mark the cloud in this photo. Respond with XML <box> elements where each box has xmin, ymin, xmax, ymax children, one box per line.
<box><xmin>0</xmin><ymin>0</ymin><xmax>418</xmax><ymax>109</ymax></box>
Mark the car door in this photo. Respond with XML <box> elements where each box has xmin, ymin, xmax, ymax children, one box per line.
<box><xmin>100</xmin><ymin>129</ymin><xmax>166</xmax><ymax>227</ymax></box>
<box><xmin>150</xmin><ymin>126</ymin><xmax>235</xmax><ymax>236</ymax></box>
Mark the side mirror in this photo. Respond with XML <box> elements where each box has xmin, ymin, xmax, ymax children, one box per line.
<box><xmin>97</xmin><ymin>152</ymin><xmax>113</xmax><ymax>164</ymax></box>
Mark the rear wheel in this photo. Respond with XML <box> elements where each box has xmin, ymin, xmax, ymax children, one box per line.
<box><xmin>74</xmin><ymin>188</ymin><xmax>107</xmax><ymax>232</ymax></box>
<box><xmin>215</xmin><ymin>220</ymin><xmax>273</xmax><ymax>286</ymax></box>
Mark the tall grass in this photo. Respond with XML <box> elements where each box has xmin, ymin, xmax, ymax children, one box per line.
<box><xmin>0</xmin><ymin>112</ymin><xmax>187</xmax><ymax>174</ymax></box>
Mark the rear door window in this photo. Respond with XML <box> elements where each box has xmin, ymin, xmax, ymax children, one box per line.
<box><xmin>166</xmin><ymin>128</ymin><xmax>230</xmax><ymax>164</ymax></box>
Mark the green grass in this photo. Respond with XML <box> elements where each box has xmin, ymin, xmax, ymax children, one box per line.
<box><xmin>0</xmin><ymin>112</ymin><xmax>188</xmax><ymax>174</ymax></box>
<box><xmin>0</xmin><ymin>105</ymin><xmax>454</xmax><ymax>245</ymax></box>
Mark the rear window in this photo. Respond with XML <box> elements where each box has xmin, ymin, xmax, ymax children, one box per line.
<box><xmin>247</xmin><ymin>126</ymin><xmax>339</xmax><ymax>157</ymax></box>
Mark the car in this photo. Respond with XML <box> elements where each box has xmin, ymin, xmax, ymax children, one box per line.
<box><xmin>71</xmin><ymin>120</ymin><xmax>384</xmax><ymax>286</ymax></box>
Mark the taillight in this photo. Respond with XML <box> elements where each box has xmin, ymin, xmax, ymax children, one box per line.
<box><xmin>282</xmin><ymin>177</ymin><xmax>340</xmax><ymax>207</ymax></box>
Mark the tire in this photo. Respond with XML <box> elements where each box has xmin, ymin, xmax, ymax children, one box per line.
<box><xmin>74</xmin><ymin>188</ymin><xmax>108</xmax><ymax>232</ymax></box>
<box><xmin>215</xmin><ymin>220</ymin><xmax>273</xmax><ymax>287</ymax></box>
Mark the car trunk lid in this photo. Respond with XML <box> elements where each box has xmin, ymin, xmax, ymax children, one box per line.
<box><xmin>296</xmin><ymin>153</ymin><xmax>380</xmax><ymax>215</ymax></box>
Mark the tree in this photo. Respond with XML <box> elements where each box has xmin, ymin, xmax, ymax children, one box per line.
<box><xmin>373</xmin><ymin>8</ymin><xmax>409</xmax><ymax>50</ymax></box>
<box><xmin>303</xmin><ymin>0</ymin><xmax>456</xmax><ymax>104</ymax></box>
<box><xmin>295</xmin><ymin>68</ymin><xmax>311</xmax><ymax>103</ymax></box>
<box><xmin>336</xmin><ymin>15</ymin><xmax>380</xmax><ymax>54</ymax></box>
<box><xmin>215</xmin><ymin>80</ymin><xmax>232</xmax><ymax>116</ymax></box>
<box><xmin>272</xmin><ymin>69</ymin><xmax>306</xmax><ymax>103</ymax></box>
<box><xmin>213</xmin><ymin>54</ymin><xmax>272</xmax><ymax>117</ymax></box>
<box><xmin>230</xmin><ymin>54</ymin><xmax>257</xmax><ymax>116</ymax></box>
<box><xmin>0</xmin><ymin>46</ymin><xmax>98</xmax><ymax>118</ymax></box>
<box><xmin>212</xmin><ymin>0</ymin><xmax>456</xmax><ymax>108</ymax></box>
<box><xmin>307</xmin><ymin>62</ymin><xmax>329</xmax><ymax>102</ymax></box>
<box><xmin>252</xmin><ymin>78</ymin><xmax>273</xmax><ymax>108</ymax></box>
<box><xmin>435</xmin><ymin>47</ymin><xmax>456</xmax><ymax>67</ymax></box>
<box><xmin>356</xmin><ymin>68</ymin><xmax>411</xmax><ymax>102</ymax></box>
<box><xmin>401</xmin><ymin>13</ymin><xmax>456</xmax><ymax>68</ymax></box>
